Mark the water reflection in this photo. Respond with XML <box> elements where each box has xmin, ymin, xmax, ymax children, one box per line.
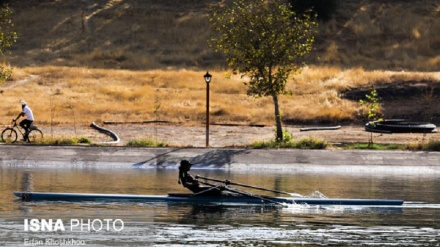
<box><xmin>169</xmin><ymin>204</ymin><xmax>280</xmax><ymax>225</ymax></box>
<box><xmin>20</xmin><ymin>172</ymin><xmax>33</xmax><ymax>192</ymax></box>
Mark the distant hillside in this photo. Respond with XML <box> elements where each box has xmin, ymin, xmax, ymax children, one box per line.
<box><xmin>3</xmin><ymin>0</ymin><xmax>440</xmax><ymax>71</ymax></box>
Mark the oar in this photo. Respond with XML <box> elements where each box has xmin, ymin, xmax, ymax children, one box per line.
<box><xmin>190</xmin><ymin>183</ymin><xmax>224</xmax><ymax>196</ymax></box>
<box><xmin>223</xmin><ymin>186</ymin><xmax>288</xmax><ymax>206</ymax></box>
<box><xmin>195</xmin><ymin>175</ymin><xmax>300</xmax><ymax>197</ymax></box>
<box><xmin>197</xmin><ymin>180</ymin><xmax>286</xmax><ymax>206</ymax></box>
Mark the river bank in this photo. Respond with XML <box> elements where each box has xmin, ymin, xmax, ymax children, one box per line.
<box><xmin>1</xmin><ymin>145</ymin><xmax>440</xmax><ymax>174</ymax></box>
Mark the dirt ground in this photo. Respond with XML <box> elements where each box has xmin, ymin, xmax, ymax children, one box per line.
<box><xmin>36</xmin><ymin>123</ymin><xmax>439</xmax><ymax>148</ymax></box>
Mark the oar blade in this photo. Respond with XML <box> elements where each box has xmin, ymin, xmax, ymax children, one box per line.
<box><xmin>289</xmin><ymin>193</ymin><xmax>304</xmax><ymax>198</ymax></box>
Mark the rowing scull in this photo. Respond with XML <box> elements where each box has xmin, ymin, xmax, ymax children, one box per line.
<box><xmin>13</xmin><ymin>191</ymin><xmax>404</xmax><ymax>206</ymax></box>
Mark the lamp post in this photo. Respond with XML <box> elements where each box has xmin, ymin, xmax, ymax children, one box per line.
<box><xmin>204</xmin><ymin>71</ymin><xmax>212</xmax><ymax>147</ymax></box>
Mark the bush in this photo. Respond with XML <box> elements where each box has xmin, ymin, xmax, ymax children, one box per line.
<box><xmin>40</xmin><ymin>137</ymin><xmax>92</xmax><ymax>145</ymax></box>
<box><xmin>250</xmin><ymin>136</ymin><xmax>328</xmax><ymax>149</ymax></box>
<box><xmin>406</xmin><ymin>140</ymin><xmax>440</xmax><ymax>151</ymax></box>
<box><xmin>127</xmin><ymin>138</ymin><xmax>167</xmax><ymax>147</ymax></box>
<box><xmin>342</xmin><ymin>143</ymin><xmax>402</xmax><ymax>150</ymax></box>
<box><xmin>0</xmin><ymin>66</ymin><xmax>13</xmax><ymax>82</ymax></box>
<box><xmin>425</xmin><ymin>140</ymin><xmax>440</xmax><ymax>151</ymax></box>
<box><xmin>294</xmin><ymin>137</ymin><xmax>328</xmax><ymax>149</ymax></box>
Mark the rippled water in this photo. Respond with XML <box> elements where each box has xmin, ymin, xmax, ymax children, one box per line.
<box><xmin>1</xmin><ymin>166</ymin><xmax>439</xmax><ymax>246</ymax></box>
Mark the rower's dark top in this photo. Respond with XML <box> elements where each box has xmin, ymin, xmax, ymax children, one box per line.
<box><xmin>178</xmin><ymin>160</ymin><xmax>201</xmax><ymax>193</ymax></box>
<box><xmin>177</xmin><ymin>160</ymin><xmax>222</xmax><ymax>195</ymax></box>
<box><xmin>178</xmin><ymin>170</ymin><xmax>200</xmax><ymax>192</ymax></box>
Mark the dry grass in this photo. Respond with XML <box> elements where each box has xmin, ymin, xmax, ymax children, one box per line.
<box><xmin>5</xmin><ymin>0</ymin><xmax>218</xmax><ymax>70</ymax></box>
<box><xmin>3</xmin><ymin>0</ymin><xmax>440</xmax><ymax>71</ymax></box>
<box><xmin>1</xmin><ymin>1</ymin><xmax>440</xmax><ymax>128</ymax></box>
<box><xmin>316</xmin><ymin>1</ymin><xmax>440</xmax><ymax>71</ymax></box>
<box><xmin>1</xmin><ymin>66</ymin><xmax>439</xmax><ymax>128</ymax></box>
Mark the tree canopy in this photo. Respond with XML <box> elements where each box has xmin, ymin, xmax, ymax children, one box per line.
<box><xmin>0</xmin><ymin>3</ymin><xmax>17</xmax><ymax>81</ymax></box>
<box><xmin>0</xmin><ymin>3</ymin><xmax>16</xmax><ymax>55</ymax></box>
<box><xmin>209</xmin><ymin>0</ymin><xmax>317</xmax><ymax>141</ymax></box>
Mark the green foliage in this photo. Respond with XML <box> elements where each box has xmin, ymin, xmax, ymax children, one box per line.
<box><xmin>40</xmin><ymin>137</ymin><xmax>92</xmax><ymax>145</ymax></box>
<box><xmin>209</xmin><ymin>0</ymin><xmax>318</xmax><ymax>141</ymax></box>
<box><xmin>210</xmin><ymin>0</ymin><xmax>317</xmax><ymax>98</ymax></box>
<box><xmin>251</xmin><ymin>135</ymin><xmax>327</xmax><ymax>149</ymax></box>
<box><xmin>0</xmin><ymin>65</ymin><xmax>12</xmax><ymax>81</ymax></box>
<box><xmin>359</xmin><ymin>88</ymin><xmax>382</xmax><ymax>121</ymax></box>
<box><xmin>341</xmin><ymin>143</ymin><xmax>402</xmax><ymax>150</ymax></box>
<box><xmin>359</xmin><ymin>87</ymin><xmax>382</xmax><ymax>146</ymax></box>
<box><xmin>275</xmin><ymin>129</ymin><xmax>293</xmax><ymax>142</ymax></box>
<box><xmin>294</xmin><ymin>137</ymin><xmax>328</xmax><ymax>149</ymax></box>
<box><xmin>0</xmin><ymin>3</ymin><xmax>17</xmax><ymax>54</ymax></box>
<box><xmin>0</xmin><ymin>3</ymin><xmax>17</xmax><ymax>82</ymax></box>
<box><xmin>127</xmin><ymin>138</ymin><xmax>167</xmax><ymax>147</ymax></box>
<box><xmin>342</xmin><ymin>141</ymin><xmax>440</xmax><ymax>151</ymax></box>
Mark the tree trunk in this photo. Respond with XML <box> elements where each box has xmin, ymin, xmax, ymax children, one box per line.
<box><xmin>272</xmin><ymin>93</ymin><xmax>283</xmax><ymax>141</ymax></box>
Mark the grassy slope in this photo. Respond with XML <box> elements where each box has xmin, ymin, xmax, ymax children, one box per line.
<box><xmin>5</xmin><ymin>0</ymin><xmax>218</xmax><ymax>70</ymax></box>
<box><xmin>5</xmin><ymin>0</ymin><xmax>440</xmax><ymax>71</ymax></box>
<box><xmin>1</xmin><ymin>0</ymin><xmax>440</xmax><ymax>127</ymax></box>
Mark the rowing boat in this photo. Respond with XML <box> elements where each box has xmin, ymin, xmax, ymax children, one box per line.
<box><xmin>13</xmin><ymin>191</ymin><xmax>404</xmax><ymax>206</ymax></box>
<box><xmin>13</xmin><ymin>176</ymin><xmax>404</xmax><ymax>206</ymax></box>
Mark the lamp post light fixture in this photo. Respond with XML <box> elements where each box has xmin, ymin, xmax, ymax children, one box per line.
<box><xmin>204</xmin><ymin>71</ymin><xmax>212</xmax><ymax>147</ymax></box>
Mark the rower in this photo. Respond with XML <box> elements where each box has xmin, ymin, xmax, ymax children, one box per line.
<box><xmin>177</xmin><ymin>160</ymin><xmax>221</xmax><ymax>195</ymax></box>
<box><xmin>177</xmin><ymin>160</ymin><xmax>199</xmax><ymax>192</ymax></box>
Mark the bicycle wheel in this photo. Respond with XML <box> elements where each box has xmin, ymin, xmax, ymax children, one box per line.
<box><xmin>1</xmin><ymin>128</ymin><xmax>18</xmax><ymax>143</ymax></box>
<box><xmin>28</xmin><ymin>129</ymin><xmax>43</xmax><ymax>143</ymax></box>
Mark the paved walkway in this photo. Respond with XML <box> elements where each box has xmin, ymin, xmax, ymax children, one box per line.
<box><xmin>36</xmin><ymin>123</ymin><xmax>440</xmax><ymax>147</ymax></box>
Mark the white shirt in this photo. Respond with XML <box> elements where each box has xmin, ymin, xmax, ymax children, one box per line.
<box><xmin>22</xmin><ymin>106</ymin><xmax>34</xmax><ymax>121</ymax></box>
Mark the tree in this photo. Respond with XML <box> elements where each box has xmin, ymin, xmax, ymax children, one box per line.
<box><xmin>209</xmin><ymin>0</ymin><xmax>317</xmax><ymax>141</ymax></box>
<box><xmin>0</xmin><ymin>3</ymin><xmax>17</xmax><ymax>81</ymax></box>
<box><xmin>359</xmin><ymin>87</ymin><xmax>382</xmax><ymax>146</ymax></box>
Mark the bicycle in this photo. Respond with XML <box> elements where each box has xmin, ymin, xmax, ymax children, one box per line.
<box><xmin>1</xmin><ymin>119</ymin><xmax>43</xmax><ymax>143</ymax></box>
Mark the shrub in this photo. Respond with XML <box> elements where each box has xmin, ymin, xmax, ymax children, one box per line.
<box><xmin>425</xmin><ymin>140</ymin><xmax>440</xmax><ymax>151</ymax></box>
<box><xmin>40</xmin><ymin>137</ymin><xmax>92</xmax><ymax>145</ymax></box>
<box><xmin>0</xmin><ymin>65</ymin><xmax>13</xmax><ymax>82</ymax></box>
<box><xmin>342</xmin><ymin>143</ymin><xmax>402</xmax><ymax>150</ymax></box>
<box><xmin>406</xmin><ymin>140</ymin><xmax>440</xmax><ymax>151</ymax></box>
<box><xmin>250</xmin><ymin>136</ymin><xmax>328</xmax><ymax>149</ymax></box>
<box><xmin>294</xmin><ymin>137</ymin><xmax>328</xmax><ymax>149</ymax></box>
<box><xmin>127</xmin><ymin>138</ymin><xmax>167</xmax><ymax>147</ymax></box>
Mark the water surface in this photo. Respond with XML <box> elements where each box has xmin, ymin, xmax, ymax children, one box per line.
<box><xmin>0</xmin><ymin>165</ymin><xmax>439</xmax><ymax>246</ymax></box>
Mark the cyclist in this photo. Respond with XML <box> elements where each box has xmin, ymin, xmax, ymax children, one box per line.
<box><xmin>14</xmin><ymin>100</ymin><xmax>34</xmax><ymax>141</ymax></box>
